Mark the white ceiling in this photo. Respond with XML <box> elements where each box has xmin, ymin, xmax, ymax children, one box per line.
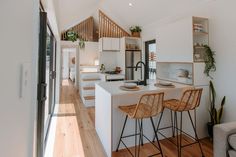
<box><xmin>57</xmin><ymin>0</ymin><xmax>214</xmax><ymax>32</ymax></box>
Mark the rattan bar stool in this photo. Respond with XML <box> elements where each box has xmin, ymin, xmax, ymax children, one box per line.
<box><xmin>116</xmin><ymin>92</ymin><xmax>165</xmax><ymax>157</ymax></box>
<box><xmin>154</xmin><ymin>88</ymin><xmax>204</xmax><ymax>157</ymax></box>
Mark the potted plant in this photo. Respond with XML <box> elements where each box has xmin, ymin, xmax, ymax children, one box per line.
<box><xmin>207</xmin><ymin>80</ymin><xmax>226</xmax><ymax>138</ymax></box>
<box><xmin>204</xmin><ymin>45</ymin><xmax>216</xmax><ymax>79</ymax></box>
<box><xmin>66</xmin><ymin>30</ymin><xmax>85</xmax><ymax>49</ymax></box>
<box><xmin>130</xmin><ymin>26</ymin><xmax>142</xmax><ymax>37</ymax></box>
<box><xmin>66</xmin><ymin>30</ymin><xmax>78</xmax><ymax>42</ymax></box>
<box><xmin>203</xmin><ymin>45</ymin><xmax>226</xmax><ymax>138</ymax></box>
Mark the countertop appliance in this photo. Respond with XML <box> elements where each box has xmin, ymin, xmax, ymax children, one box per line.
<box><xmin>125</xmin><ymin>50</ymin><xmax>142</xmax><ymax>80</ymax></box>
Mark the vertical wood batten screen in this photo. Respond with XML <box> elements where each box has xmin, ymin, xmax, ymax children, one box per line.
<box><xmin>61</xmin><ymin>17</ymin><xmax>97</xmax><ymax>41</ymax></box>
<box><xmin>99</xmin><ymin>10</ymin><xmax>130</xmax><ymax>38</ymax></box>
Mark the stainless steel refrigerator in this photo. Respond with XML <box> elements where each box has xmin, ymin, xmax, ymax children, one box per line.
<box><xmin>125</xmin><ymin>50</ymin><xmax>142</xmax><ymax>80</ymax></box>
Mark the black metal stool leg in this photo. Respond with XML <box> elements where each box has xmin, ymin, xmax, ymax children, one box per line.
<box><xmin>150</xmin><ymin>117</ymin><xmax>164</xmax><ymax>157</ymax></box>
<box><xmin>116</xmin><ymin>115</ymin><xmax>128</xmax><ymax>152</ymax></box>
<box><xmin>170</xmin><ymin>110</ymin><xmax>175</xmax><ymax>137</ymax></box>
<box><xmin>138</xmin><ymin>119</ymin><xmax>144</xmax><ymax>146</ymax></box>
<box><xmin>153</xmin><ymin>111</ymin><xmax>164</xmax><ymax>142</ymax></box>
<box><xmin>187</xmin><ymin>111</ymin><xmax>205</xmax><ymax>157</ymax></box>
<box><xmin>174</xmin><ymin>112</ymin><xmax>180</xmax><ymax>157</ymax></box>
<box><xmin>135</xmin><ymin>119</ymin><xmax>137</xmax><ymax>157</ymax></box>
<box><xmin>138</xmin><ymin>119</ymin><xmax>143</xmax><ymax>157</ymax></box>
<box><xmin>180</xmin><ymin>112</ymin><xmax>183</xmax><ymax>157</ymax></box>
<box><xmin>141</xmin><ymin>119</ymin><xmax>144</xmax><ymax>146</ymax></box>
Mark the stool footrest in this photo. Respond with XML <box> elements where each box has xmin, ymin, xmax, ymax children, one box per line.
<box><xmin>118</xmin><ymin>131</ymin><xmax>162</xmax><ymax>157</ymax></box>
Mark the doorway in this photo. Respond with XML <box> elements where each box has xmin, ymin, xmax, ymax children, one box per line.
<box><xmin>37</xmin><ymin>11</ymin><xmax>57</xmax><ymax>157</ymax></box>
<box><xmin>61</xmin><ymin>48</ymin><xmax>77</xmax><ymax>83</ymax></box>
<box><xmin>145</xmin><ymin>40</ymin><xmax>157</xmax><ymax>80</ymax></box>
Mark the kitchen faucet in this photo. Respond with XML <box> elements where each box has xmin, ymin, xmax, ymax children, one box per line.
<box><xmin>135</xmin><ymin>61</ymin><xmax>147</xmax><ymax>86</ymax></box>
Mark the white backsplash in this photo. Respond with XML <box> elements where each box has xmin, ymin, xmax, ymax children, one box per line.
<box><xmin>157</xmin><ymin>62</ymin><xmax>193</xmax><ymax>85</ymax></box>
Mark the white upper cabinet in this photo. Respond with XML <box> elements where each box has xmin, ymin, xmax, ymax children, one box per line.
<box><xmin>156</xmin><ymin>17</ymin><xmax>193</xmax><ymax>62</ymax></box>
<box><xmin>99</xmin><ymin>37</ymin><xmax>120</xmax><ymax>52</ymax></box>
<box><xmin>111</xmin><ymin>38</ymin><xmax>120</xmax><ymax>51</ymax></box>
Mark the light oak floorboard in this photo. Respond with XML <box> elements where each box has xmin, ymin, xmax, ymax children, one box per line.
<box><xmin>53</xmin><ymin>80</ymin><xmax>106</xmax><ymax>157</ymax></box>
<box><xmin>53</xmin><ymin>80</ymin><xmax>213</xmax><ymax>157</ymax></box>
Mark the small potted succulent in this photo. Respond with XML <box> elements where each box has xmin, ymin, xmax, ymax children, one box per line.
<box><xmin>130</xmin><ymin>26</ymin><xmax>142</xmax><ymax>37</ymax></box>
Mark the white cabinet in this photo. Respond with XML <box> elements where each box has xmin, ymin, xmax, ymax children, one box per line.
<box><xmin>99</xmin><ymin>37</ymin><xmax>120</xmax><ymax>52</ymax></box>
<box><xmin>102</xmin><ymin>38</ymin><xmax>112</xmax><ymax>51</ymax></box>
<box><xmin>111</xmin><ymin>38</ymin><xmax>120</xmax><ymax>51</ymax></box>
<box><xmin>157</xmin><ymin>17</ymin><xmax>193</xmax><ymax>62</ymax></box>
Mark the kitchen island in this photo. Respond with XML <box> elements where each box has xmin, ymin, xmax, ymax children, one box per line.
<box><xmin>95</xmin><ymin>80</ymin><xmax>198</xmax><ymax>157</ymax></box>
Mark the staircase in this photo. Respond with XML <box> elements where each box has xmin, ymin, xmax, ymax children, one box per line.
<box><xmin>79</xmin><ymin>72</ymin><xmax>102</xmax><ymax>107</ymax></box>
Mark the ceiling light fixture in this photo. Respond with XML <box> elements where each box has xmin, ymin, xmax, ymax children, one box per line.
<box><xmin>129</xmin><ymin>2</ymin><xmax>133</xmax><ymax>6</ymax></box>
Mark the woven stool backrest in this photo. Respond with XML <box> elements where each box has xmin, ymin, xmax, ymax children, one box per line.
<box><xmin>178</xmin><ymin>88</ymin><xmax>203</xmax><ymax>111</ymax></box>
<box><xmin>132</xmin><ymin>92</ymin><xmax>164</xmax><ymax>119</ymax></box>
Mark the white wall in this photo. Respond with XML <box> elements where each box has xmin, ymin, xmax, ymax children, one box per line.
<box><xmin>62</xmin><ymin>51</ymin><xmax>69</xmax><ymax>79</ymax></box>
<box><xmin>100</xmin><ymin>52</ymin><xmax>119</xmax><ymax>71</ymax></box>
<box><xmin>142</xmin><ymin>0</ymin><xmax>236</xmax><ymax>122</ymax></box>
<box><xmin>79</xmin><ymin>42</ymin><xmax>99</xmax><ymax>66</ymax></box>
<box><xmin>0</xmin><ymin>0</ymin><xmax>39</xmax><ymax>157</ymax></box>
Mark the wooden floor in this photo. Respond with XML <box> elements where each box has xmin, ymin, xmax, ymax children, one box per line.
<box><xmin>53</xmin><ymin>80</ymin><xmax>213</xmax><ymax>157</ymax></box>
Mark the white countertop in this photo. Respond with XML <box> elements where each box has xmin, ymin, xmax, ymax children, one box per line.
<box><xmin>96</xmin><ymin>79</ymin><xmax>192</xmax><ymax>96</ymax></box>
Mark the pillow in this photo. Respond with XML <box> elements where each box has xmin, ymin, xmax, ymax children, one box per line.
<box><xmin>228</xmin><ymin>150</ymin><xmax>236</xmax><ymax>157</ymax></box>
<box><xmin>229</xmin><ymin>134</ymin><xmax>236</xmax><ymax>150</ymax></box>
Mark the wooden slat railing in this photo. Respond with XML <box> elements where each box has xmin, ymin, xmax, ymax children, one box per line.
<box><xmin>99</xmin><ymin>10</ymin><xmax>130</xmax><ymax>38</ymax></box>
<box><xmin>61</xmin><ymin>17</ymin><xmax>98</xmax><ymax>41</ymax></box>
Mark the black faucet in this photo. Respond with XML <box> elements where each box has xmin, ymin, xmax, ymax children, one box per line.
<box><xmin>135</xmin><ymin>61</ymin><xmax>147</xmax><ymax>86</ymax></box>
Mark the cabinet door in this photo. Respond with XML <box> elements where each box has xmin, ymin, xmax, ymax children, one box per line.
<box><xmin>156</xmin><ymin>17</ymin><xmax>193</xmax><ymax>62</ymax></box>
<box><xmin>111</xmin><ymin>38</ymin><xmax>120</xmax><ymax>51</ymax></box>
<box><xmin>102</xmin><ymin>38</ymin><xmax>112</xmax><ymax>51</ymax></box>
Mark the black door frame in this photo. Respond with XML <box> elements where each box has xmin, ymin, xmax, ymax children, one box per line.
<box><xmin>37</xmin><ymin>10</ymin><xmax>57</xmax><ymax>157</ymax></box>
<box><xmin>37</xmin><ymin>11</ymin><xmax>47</xmax><ymax>157</ymax></box>
<box><xmin>145</xmin><ymin>39</ymin><xmax>156</xmax><ymax>79</ymax></box>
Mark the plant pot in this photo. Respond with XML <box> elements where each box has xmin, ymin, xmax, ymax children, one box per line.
<box><xmin>131</xmin><ymin>32</ymin><xmax>140</xmax><ymax>37</ymax></box>
<box><xmin>207</xmin><ymin>122</ymin><xmax>214</xmax><ymax>138</ymax></box>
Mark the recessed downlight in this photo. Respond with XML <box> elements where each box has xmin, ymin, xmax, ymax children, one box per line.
<box><xmin>129</xmin><ymin>2</ymin><xmax>133</xmax><ymax>6</ymax></box>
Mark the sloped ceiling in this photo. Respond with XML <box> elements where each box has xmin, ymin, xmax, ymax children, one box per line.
<box><xmin>58</xmin><ymin>0</ymin><xmax>100</xmax><ymax>31</ymax></box>
<box><xmin>58</xmin><ymin>0</ymin><xmax>214</xmax><ymax>32</ymax></box>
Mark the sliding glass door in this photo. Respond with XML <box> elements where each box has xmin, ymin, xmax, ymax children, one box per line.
<box><xmin>44</xmin><ymin>25</ymin><xmax>56</xmax><ymax>140</ymax></box>
<box><xmin>38</xmin><ymin>11</ymin><xmax>56</xmax><ymax>157</ymax></box>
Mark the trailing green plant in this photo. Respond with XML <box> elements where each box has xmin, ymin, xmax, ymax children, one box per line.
<box><xmin>79</xmin><ymin>39</ymin><xmax>85</xmax><ymax>49</ymax></box>
<box><xmin>66</xmin><ymin>31</ymin><xmax>78</xmax><ymax>42</ymax></box>
<box><xmin>129</xmin><ymin>26</ymin><xmax>142</xmax><ymax>33</ymax></box>
<box><xmin>204</xmin><ymin>45</ymin><xmax>216</xmax><ymax>79</ymax></box>
<box><xmin>66</xmin><ymin>30</ymin><xmax>85</xmax><ymax>49</ymax></box>
<box><xmin>209</xmin><ymin>80</ymin><xmax>226</xmax><ymax>125</ymax></box>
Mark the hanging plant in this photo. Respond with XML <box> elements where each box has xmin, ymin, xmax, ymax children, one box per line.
<box><xmin>66</xmin><ymin>30</ymin><xmax>86</xmax><ymax>49</ymax></box>
<box><xmin>66</xmin><ymin>31</ymin><xmax>78</xmax><ymax>42</ymax></box>
<box><xmin>204</xmin><ymin>45</ymin><xmax>216</xmax><ymax>78</ymax></box>
<box><xmin>79</xmin><ymin>39</ymin><xmax>85</xmax><ymax>49</ymax></box>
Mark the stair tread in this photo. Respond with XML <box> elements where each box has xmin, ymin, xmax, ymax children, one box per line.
<box><xmin>83</xmin><ymin>87</ymin><xmax>95</xmax><ymax>90</ymax></box>
<box><xmin>84</xmin><ymin>96</ymin><xmax>95</xmax><ymax>100</ymax></box>
<box><xmin>82</xmin><ymin>78</ymin><xmax>101</xmax><ymax>81</ymax></box>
